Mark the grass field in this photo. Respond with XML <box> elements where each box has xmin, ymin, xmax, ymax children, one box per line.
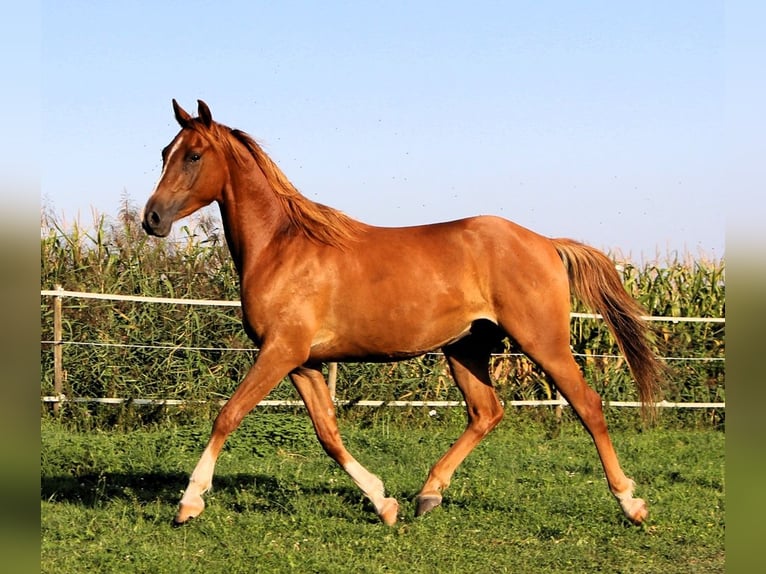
<box><xmin>41</xmin><ymin>409</ymin><xmax>724</xmax><ymax>573</ymax></box>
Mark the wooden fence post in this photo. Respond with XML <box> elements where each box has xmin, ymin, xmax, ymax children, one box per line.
<box><xmin>327</xmin><ymin>362</ymin><xmax>338</xmax><ymax>401</ymax></box>
<box><xmin>53</xmin><ymin>284</ymin><xmax>64</xmax><ymax>415</ymax></box>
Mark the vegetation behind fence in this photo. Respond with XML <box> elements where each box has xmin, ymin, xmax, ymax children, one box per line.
<box><xmin>40</xmin><ymin>202</ymin><xmax>725</xmax><ymax>426</ymax></box>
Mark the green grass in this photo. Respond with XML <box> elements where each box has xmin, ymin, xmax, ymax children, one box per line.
<box><xmin>41</xmin><ymin>411</ymin><xmax>724</xmax><ymax>573</ymax></box>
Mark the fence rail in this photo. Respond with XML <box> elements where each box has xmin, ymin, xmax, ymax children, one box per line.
<box><xmin>40</xmin><ymin>288</ymin><xmax>726</xmax><ymax>323</ymax></box>
<box><xmin>40</xmin><ymin>287</ymin><xmax>726</xmax><ymax>410</ymax></box>
<box><xmin>39</xmin><ymin>396</ymin><xmax>725</xmax><ymax>409</ymax></box>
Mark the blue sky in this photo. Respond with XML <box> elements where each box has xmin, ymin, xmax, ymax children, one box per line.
<box><xmin>41</xmin><ymin>1</ymin><xmax>726</xmax><ymax>259</ymax></box>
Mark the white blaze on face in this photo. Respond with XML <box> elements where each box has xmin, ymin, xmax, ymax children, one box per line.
<box><xmin>152</xmin><ymin>135</ymin><xmax>187</xmax><ymax>195</ymax></box>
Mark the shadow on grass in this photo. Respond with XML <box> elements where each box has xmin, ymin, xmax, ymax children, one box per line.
<box><xmin>42</xmin><ymin>470</ymin><xmax>191</xmax><ymax>507</ymax></box>
<box><xmin>41</xmin><ymin>471</ymin><xmax>371</xmax><ymax>520</ymax></box>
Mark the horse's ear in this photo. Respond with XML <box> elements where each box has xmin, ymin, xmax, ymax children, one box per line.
<box><xmin>197</xmin><ymin>100</ymin><xmax>213</xmax><ymax>128</ymax></box>
<box><xmin>172</xmin><ymin>99</ymin><xmax>192</xmax><ymax>128</ymax></box>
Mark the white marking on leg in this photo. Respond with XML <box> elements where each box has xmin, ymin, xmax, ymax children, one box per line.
<box><xmin>343</xmin><ymin>459</ymin><xmax>386</xmax><ymax>508</ymax></box>
<box><xmin>180</xmin><ymin>445</ymin><xmax>216</xmax><ymax>507</ymax></box>
<box><xmin>612</xmin><ymin>478</ymin><xmax>648</xmax><ymax>523</ymax></box>
<box><xmin>612</xmin><ymin>478</ymin><xmax>636</xmax><ymax>502</ymax></box>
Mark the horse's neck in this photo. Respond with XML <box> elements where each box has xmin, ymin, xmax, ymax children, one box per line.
<box><xmin>218</xmin><ymin>161</ymin><xmax>284</xmax><ymax>273</ymax></box>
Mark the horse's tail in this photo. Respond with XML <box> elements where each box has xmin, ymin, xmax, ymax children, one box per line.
<box><xmin>552</xmin><ymin>238</ymin><xmax>665</xmax><ymax>418</ymax></box>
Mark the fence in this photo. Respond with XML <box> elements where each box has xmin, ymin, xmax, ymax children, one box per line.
<box><xmin>40</xmin><ymin>286</ymin><xmax>725</xmax><ymax>411</ymax></box>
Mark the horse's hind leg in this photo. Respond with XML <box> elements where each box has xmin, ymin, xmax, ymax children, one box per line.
<box><xmin>290</xmin><ymin>366</ymin><xmax>399</xmax><ymax>525</ymax></box>
<box><xmin>415</xmin><ymin>339</ymin><xmax>504</xmax><ymax>516</ymax></box>
<box><xmin>522</xmin><ymin>338</ymin><xmax>648</xmax><ymax>524</ymax></box>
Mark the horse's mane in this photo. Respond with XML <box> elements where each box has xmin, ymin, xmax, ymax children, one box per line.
<box><xmin>199</xmin><ymin>120</ymin><xmax>362</xmax><ymax>248</ymax></box>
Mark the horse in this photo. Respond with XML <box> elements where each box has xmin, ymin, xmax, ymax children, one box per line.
<box><xmin>142</xmin><ymin>99</ymin><xmax>664</xmax><ymax>527</ymax></box>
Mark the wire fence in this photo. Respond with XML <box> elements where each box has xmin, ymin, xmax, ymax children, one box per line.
<box><xmin>40</xmin><ymin>287</ymin><xmax>725</xmax><ymax>410</ymax></box>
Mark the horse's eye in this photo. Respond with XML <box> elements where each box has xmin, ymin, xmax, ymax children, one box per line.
<box><xmin>188</xmin><ymin>153</ymin><xmax>201</xmax><ymax>162</ymax></box>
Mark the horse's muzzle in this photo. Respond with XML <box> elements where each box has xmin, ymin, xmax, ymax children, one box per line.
<box><xmin>142</xmin><ymin>209</ymin><xmax>170</xmax><ymax>237</ymax></box>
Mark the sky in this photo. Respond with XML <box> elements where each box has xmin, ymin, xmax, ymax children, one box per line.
<box><xmin>41</xmin><ymin>1</ymin><xmax>727</xmax><ymax>260</ymax></box>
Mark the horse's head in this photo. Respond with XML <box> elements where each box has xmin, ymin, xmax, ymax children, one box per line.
<box><xmin>143</xmin><ymin>99</ymin><xmax>228</xmax><ymax>237</ymax></box>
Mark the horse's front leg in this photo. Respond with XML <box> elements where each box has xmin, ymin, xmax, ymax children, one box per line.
<box><xmin>174</xmin><ymin>347</ymin><xmax>298</xmax><ymax>525</ymax></box>
<box><xmin>290</xmin><ymin>366</ymin><xmax>399</xmax><ymax>525</ymax></box>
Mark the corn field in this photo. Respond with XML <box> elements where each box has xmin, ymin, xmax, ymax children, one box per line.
<box><xmin>40</xmin><ymin>200</ymin><xmax>725</xmax><ymax>424</ymax></box>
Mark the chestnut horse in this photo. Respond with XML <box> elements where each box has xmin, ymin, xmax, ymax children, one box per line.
<box><xmin>143</xmin><ymin>100</ymin><xmax>663</xmax><ymax>527</ymax></box>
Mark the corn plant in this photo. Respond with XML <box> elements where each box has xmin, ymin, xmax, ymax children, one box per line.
<box><xmin>40</xmin><ymin>203</ymin><xmax>724</xmax><ymax>425</ymax></box>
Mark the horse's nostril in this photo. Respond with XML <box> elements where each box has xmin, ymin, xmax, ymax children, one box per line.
<box><xmin>142</xmin><ymin>210</ymin><xmax>164</xmax><ymax>236</ymax></box>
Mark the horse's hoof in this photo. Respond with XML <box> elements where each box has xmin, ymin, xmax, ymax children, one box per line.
<box><xmin>174</xmin><ymin>496</ymin><xmax>205</xmax><ymax>525</ymax></box>
<box><xmin>171</xmin><ymin>515</ymin><xmax>192</xmax><ymax>527</ymax></box>
<box><xmin>414</xmin><ymin>494</ymin><xmax>442</xmax><ymax>517</ymax></box>
<box><xmin>621</xmin><ymin>497</ymin><xmax>648</xmax><ymax>525</ymax></box>
<box><xmin>378</xmin><ymin>497</ymin><xmax>399</xmax><ymax>526</ymax></box>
